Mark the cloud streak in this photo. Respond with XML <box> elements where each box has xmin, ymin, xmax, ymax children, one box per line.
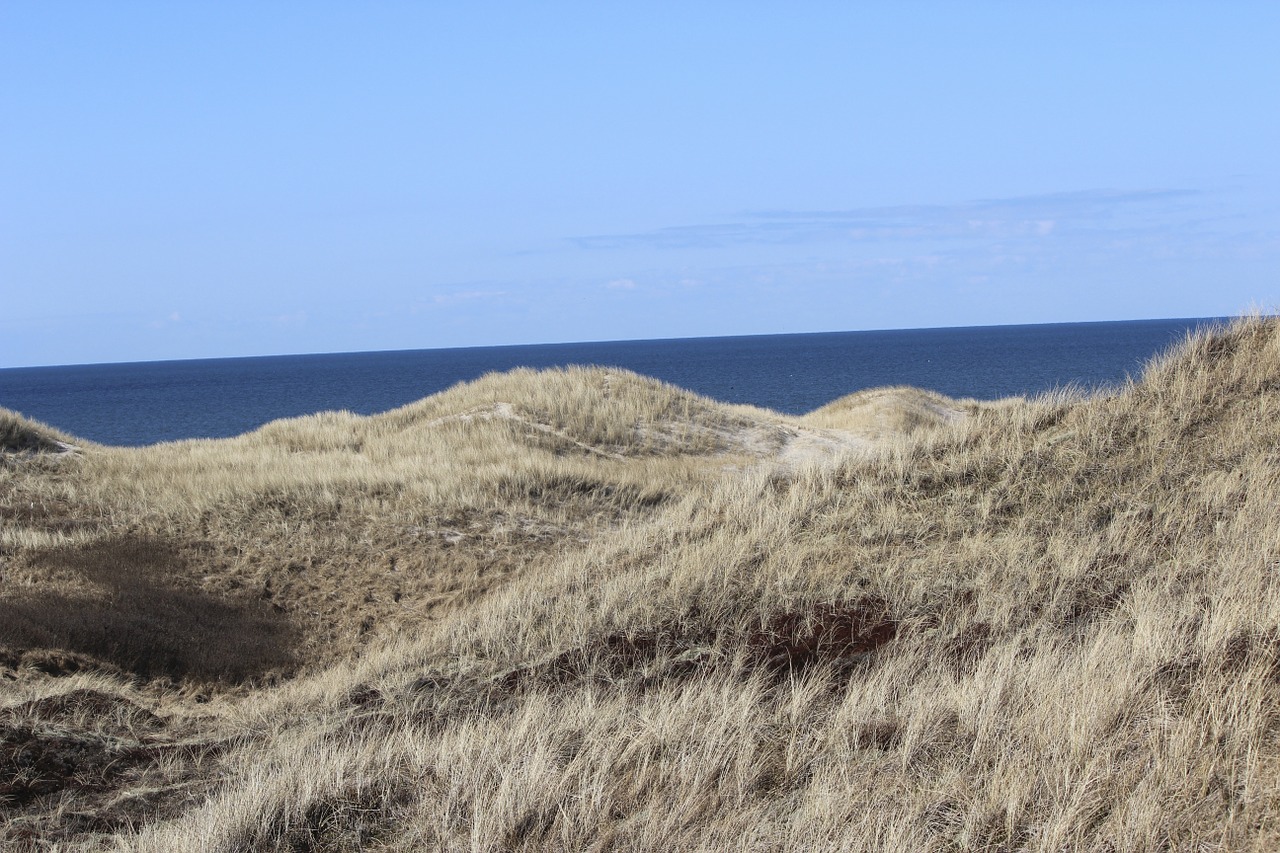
<box><xmin>430</xmin><ymin>289</ymin><xmax>510</xmax><ymax>306</ymax></box>
<box><xmin>571</xmin><ymin>189</ymin><xmax>1201</xmax><ymax>250</ymax></box>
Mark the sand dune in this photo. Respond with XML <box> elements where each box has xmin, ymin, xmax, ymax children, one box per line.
<box><xmin>4</xmin><ymin>317</ymin><xmax>1279</xmax><ymax>851</ymax></box>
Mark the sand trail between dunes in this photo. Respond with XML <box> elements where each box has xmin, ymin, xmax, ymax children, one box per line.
<box><xmin>419</xmin><ymin>398</ymin><xmax>882</xmax><ymax>473</ymax></box>
<box><xmin>420</xmin><ymin>402</ymin><xmax>629</xmax><ymax>461</ymax></box>
<box><xmin>768</xmin><ymin>426</ymin><xmax>875</xmax><ymax>473</ymax></box>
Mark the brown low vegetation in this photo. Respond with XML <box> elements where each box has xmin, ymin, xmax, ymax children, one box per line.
<box><xmin>2</xmin><ymin>317</ymin><xmax>1279</xmax><ymax>850</ymax></box>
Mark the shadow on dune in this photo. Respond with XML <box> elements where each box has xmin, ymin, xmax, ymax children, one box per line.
<box><xmin>0</xmin><ymin>537</ymin><xmax>297</xmax><ymax>684</ymax></box>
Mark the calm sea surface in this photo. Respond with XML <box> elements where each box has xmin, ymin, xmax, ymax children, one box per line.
<box><xmin>0</xmin><ymin>318</ymin><xmax>1224</xmax><ymax>447</ymax></box>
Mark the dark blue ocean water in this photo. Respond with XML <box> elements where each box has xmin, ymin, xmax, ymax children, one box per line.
<box><xmin>0</xmin><ymin>318</ymin><xmax>1224</xmax><ymax>447</ymax></box>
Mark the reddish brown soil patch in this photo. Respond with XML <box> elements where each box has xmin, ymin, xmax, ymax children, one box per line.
<box><xmin>1221</xmin><ymin>628</ymin><xmax>1280</xmax><ymax>681</ymax></box>
<box><xmin>497</xmin><ymin>626</ymin><xmax>712</xmax><ymax>693</ymax></box>
<box><xmin>491</xmin><ymin>598</ymin><xmax>898</xmax><ymax>694</ymax></box>
<box><xmin>853</xmin><ymin>717</ymin><xmax>903</xmax><ymax>750</ymax></box>
<box><xmin>943</xmin><ymin>621</ymin><xmax>995</xmax><ymax>675</ymax></box>
<box><xmin>747</xmin><ymin>597</ymin><xmax>897</xmax><ymax>675</ymax></box>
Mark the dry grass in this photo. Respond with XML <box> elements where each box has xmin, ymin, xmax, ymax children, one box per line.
<box><xmin>3</xmin><ymin>317</ymin><xmax>1280</xmax><ymax>850</ymax></box>
<box><xmin>0</xmin><ymin>410</ymin><xmax>80</xmax><ymax>455</ymax></box>
<box><xmin>801</xmin><ymin>384</ymin><xmax>982</xmax><ymax>437</ymax></box>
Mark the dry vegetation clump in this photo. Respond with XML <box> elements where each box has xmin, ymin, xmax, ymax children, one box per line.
<box><xmin>4</xmin><ymin>317</ymin><xmax>1280</xmax><ymax>850</ymax></box>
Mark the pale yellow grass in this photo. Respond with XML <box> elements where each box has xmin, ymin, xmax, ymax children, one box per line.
<box><xmin>801</xmin><ymin>384</ymin><xmax>982</xmax><ymax>437</ymax></box>
<box><xmin>1</xmin><ymin>367</ymin><xmax>802</xmax><ymax>672</ymax></box>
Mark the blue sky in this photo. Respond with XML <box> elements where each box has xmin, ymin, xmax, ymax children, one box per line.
<box><xmin>3</xmin><ymin>3</ymin><xmax>1279</xmax><ymax>367</ymax></box>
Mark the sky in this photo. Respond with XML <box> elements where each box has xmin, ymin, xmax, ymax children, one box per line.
<box><xmin>3</xmin><ymin>3</ymin><xmax>1279</xmax><ymax>368</ymax></box>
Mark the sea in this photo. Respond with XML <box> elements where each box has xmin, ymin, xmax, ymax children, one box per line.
<box><xmin>0</xmin><ymin>318</ymin><xmax>1226</xmax><ymax>447</ymax></box>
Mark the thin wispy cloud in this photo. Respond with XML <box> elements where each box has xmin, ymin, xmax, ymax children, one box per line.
<box><xmin>147</xmin><ymin>311</ymin><xmax>184</xmax><ymax>329</ymax></box>
<box><xmin>571</xmin><ymin>189</ymin><xmax>1202</xmax><ymax>251</ymax></box>
<box><xmin>430</xmin><ymin>289</ymin><xmax>510</xmax><ymax>306</ymax></box>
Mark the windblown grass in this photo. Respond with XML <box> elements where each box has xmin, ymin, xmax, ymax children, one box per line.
<box><xmin>0</xmin><ymin>410</ymin><xmax>78</xmax><ymax>455</ymax></box>
<box><xmin>4</xmin><ymin>317</ymin><xmax>1280</xmax><ymax>850</ymax></box>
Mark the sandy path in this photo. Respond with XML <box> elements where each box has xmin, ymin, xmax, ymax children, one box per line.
<box><xmin>421</xmin><ymin>402</ymin><xmax>629</xmax><ymax>461</ymax></box>
<box><xmin>419</xmin><ymin>399</ymin><xmax>908</xmax><ymax>475</ymax></box>
<box><xmin>770</xmin><ymin>426</ymin><xmax>874</xmax><ymax>472</ymax></box>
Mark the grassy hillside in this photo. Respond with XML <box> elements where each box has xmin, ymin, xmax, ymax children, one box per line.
<box><xmin>0</xmin><ymin>410</ymin><xmax>78</xmax><ymax>455</ymax></box>
<box><xmin>3</xmin><ymin>318</ymin><xmax>1279</xmax><ymax>850</ymax></box>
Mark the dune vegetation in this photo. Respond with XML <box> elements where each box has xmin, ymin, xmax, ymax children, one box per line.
<box><xmin>2</xmin><ymin>317</ymin><xmax>1279</xmax><ymax>851</ymax></box>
